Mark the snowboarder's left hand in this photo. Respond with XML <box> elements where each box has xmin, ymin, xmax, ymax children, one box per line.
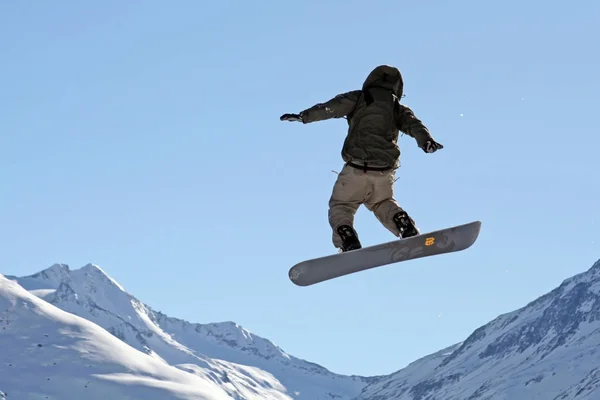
<box><xmin>280</xmin><ymin>113</ymin><xmax>303</xmax><ymax>122</ymax></box>
<box><xmin>423</xmin><ymin>139</ymin><xmax>443</xmax><ymax>153</ymax></box>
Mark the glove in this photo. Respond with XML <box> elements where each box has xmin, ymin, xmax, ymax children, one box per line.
<box><xmin>280</xmin><ymin>113</ymin><xmax>303</xmax><ymax>122</ymax></box>
<box><xmin>423</xmin><ymin>139</ymin><xmax>443</xmax><ymax>153</ymax></box>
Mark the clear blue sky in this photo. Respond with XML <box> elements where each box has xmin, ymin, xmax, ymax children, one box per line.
<box><xmin>1</xmin><ymin>0</ymin><xmax>599</xmax><ymax>377</ymax></box>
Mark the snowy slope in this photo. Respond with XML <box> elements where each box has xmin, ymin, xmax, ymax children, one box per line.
<box><xmin>5</xmin><ymin>264</ymin><xmax>373</xmax><ymax>400</ymax></box>
<box><xmin>0</xmin><ymin>273</ymin><xmax>233</xmax><ymax>400</ymax></box>
<box><xmin>354</xmin><ymin>258</ymin><xmax>600</xmax><ymax>400</ymax></box>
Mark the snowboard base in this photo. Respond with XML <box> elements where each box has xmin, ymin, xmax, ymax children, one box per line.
<box><xmin>289</xmin><ymin>221</ymin><xmax>481</xmax><ymax>286</ymax></box>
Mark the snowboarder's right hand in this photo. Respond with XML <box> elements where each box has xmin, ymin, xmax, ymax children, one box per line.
<box><xmin>280</xmin><ymin>113</ymin><xmax>303</xmax><ymax>122</ymax></box>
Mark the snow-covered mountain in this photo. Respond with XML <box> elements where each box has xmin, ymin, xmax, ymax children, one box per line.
<box><xmin>2</xmin><ymin>263</ymin><xmax>374</xmax><ymax>400</ymax></box>
<box><xmin>3</xmin><ymin>258</ymin><xmax>600</xmax><ymax>399</ymax></box>
<box><xmin>0</xmin><ymin>273</ymin><xmax>237</xmax><ymax>400</ymax></box>
<box><xmin>354</xmin><ymin>258</ymin><xmax>600</xmax><ymax>400</ymax></box>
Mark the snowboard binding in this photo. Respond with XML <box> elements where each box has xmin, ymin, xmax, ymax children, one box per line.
<box><xmin>393</xmin><ymin>211</ymin><xmax>419</xmax><ymax>238</ymax></box>
<box><xmin>337</xmin><ymin>225</ymin><xmax>362</xmax><ymax>252</ymax></box>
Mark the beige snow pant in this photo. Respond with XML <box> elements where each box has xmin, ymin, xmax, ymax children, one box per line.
<box><xmin>328</xmin><ymin>163</ymin><xmax>405</xmax><ymax>249</ymax></box>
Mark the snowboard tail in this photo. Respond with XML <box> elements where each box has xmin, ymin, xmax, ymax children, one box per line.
<box><xmin>289</xmin><ymin>221</ymin><xmax>481</xmax><ymax>286</ymax></box>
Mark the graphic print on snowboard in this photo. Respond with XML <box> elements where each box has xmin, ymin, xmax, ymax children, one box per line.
<box><xmin>289</xmin><ymin>221</ymin><xmax>481</xmax><ymax>286</ymax></box>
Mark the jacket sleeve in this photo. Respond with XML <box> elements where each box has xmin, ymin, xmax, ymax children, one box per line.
<box><xmin>299</xmin><ymin>90</ymin><xmax>362</xmax><ymax>123</ymax></box>
<box><xmin>395</xmin><ymin>103</ymin><xmax>433</xmax><ymax>148</ymax></box>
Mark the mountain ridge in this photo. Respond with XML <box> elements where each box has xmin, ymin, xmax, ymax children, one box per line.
<box><xmin>4</xmin><ymin>258</ymin><xmax>600</xmax><ymax>399</ymax></box>
<box><xmin>0</xmin><ymin>273</ymin><xmax>235</xmax><ymax>400</ymax></box>
<box><xmin>354</xmin><ymin>257</ymin><xmax>600</xmax><ymax>400</ymax></box>
<box><xmin>5</xmin><ymin>263</ymin><xmax>375</xmax><ymax>400</ymax></box>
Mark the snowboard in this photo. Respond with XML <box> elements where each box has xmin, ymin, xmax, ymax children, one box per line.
<box><xmin>289</xmin><ymin>220</ymin><xmax>481</xmax><ymax>286</ymax></box>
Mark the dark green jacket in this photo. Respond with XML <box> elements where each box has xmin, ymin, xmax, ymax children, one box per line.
<box><xmin>299</xmin><ymin>65</ymin><xmax>433</xmax><ymax>168</ymax></box>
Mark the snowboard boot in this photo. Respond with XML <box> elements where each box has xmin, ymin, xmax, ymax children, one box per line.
<box><xmin>336</xmin><ymin>225</ymin><xmax>362</xmax><ymax>252</ymax></box>
<box><xmin>393</xmin><ymin>211</ymin><xmax>420</xmax><ymax>238</ymax></box>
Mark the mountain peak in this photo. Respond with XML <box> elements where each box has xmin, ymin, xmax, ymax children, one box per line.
<box><xmin>74</xmin><ymin>263</ymin><xmax>127</xmax><ymax>293</ymax></box>
<box><xmin>50</xmin><ymin>263</ymin><xmax>70</xmax><ymax>271</ymax></box>
<box><xmin>8</xmin><ymin>263</ymin><xmax>129</xmax><ymax>295</ymax></box>
<box><xmin>77</xmin><ymin>263</ymin><xmax>105</xmax><ymax>276</ymax></box>
<box><xmin>12</xmin><ymin>263</ymin><xmax>73</xmax><ymax>291</ymax></box>
<box><xmin>33</xmin><ymin>263</ymin><xmax>70</xmax><ymax>277</ymax></box>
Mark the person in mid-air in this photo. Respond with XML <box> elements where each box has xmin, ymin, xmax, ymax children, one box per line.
<box><xmin>280</xmin><ymin>65</ymin><xmax>443</xmax><ymax>252</ymax></box>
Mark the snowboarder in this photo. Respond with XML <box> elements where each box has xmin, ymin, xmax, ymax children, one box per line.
<box><xmin>280</xmin><ymin>65</ymin><xmax>444</xmax><ymax>252</ymax></box>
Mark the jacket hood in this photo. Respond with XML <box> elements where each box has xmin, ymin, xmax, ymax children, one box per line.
<box><xmin>362</xmin><ymin>65</ymin><xmax>403</xmax><ymax>98</ymax></box>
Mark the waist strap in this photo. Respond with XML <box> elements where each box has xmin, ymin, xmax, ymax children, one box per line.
<box><xmin>346</xmin><ymin>161</ymin><xmax>393</xmax><ymax>172</ymax></box>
